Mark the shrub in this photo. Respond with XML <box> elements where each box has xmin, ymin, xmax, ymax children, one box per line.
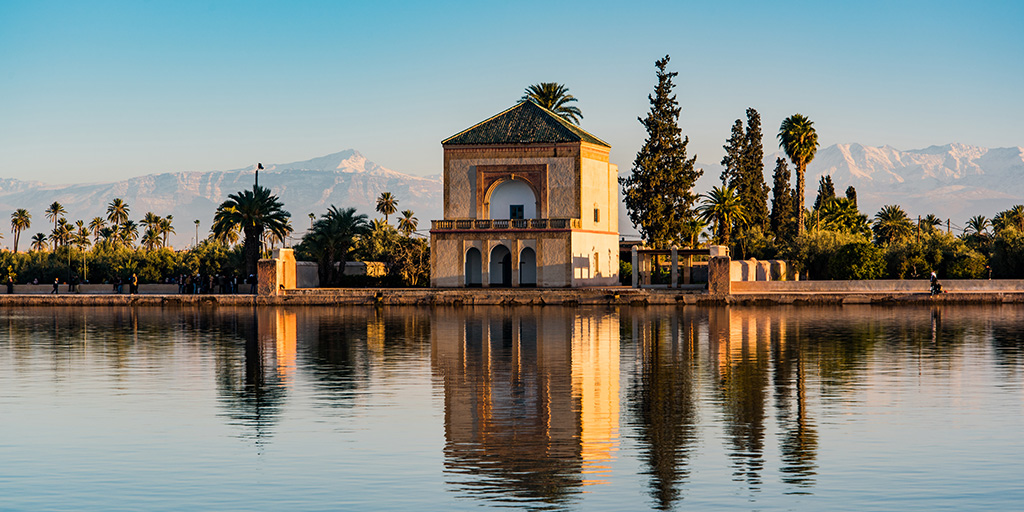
<box><xmin>828</xmin><ymin>242</ymin><xmax>884</xmax><ymax>280</ymax></box>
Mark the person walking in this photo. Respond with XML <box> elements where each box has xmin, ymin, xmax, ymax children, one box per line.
<box><xmin>129</xmin><ymin>273</ymin><xmax>139</xmax><ymax>295</ymax></box>
<box><xmin>6</xmin><ymin>277</ymin><xmax>14</xmax><ymax>294</ymax></box>
<box><xmin>51</xmin><ymin>278</ymin><xmax>59</xmax><ymax>294</ymax></box>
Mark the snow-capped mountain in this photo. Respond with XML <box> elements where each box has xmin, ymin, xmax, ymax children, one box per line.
<box><xmin>690</xmin><ymin>143</ymin><xmax>1024</xmax><ymax>225</ymax></box>
<box><xmin>0</xmin><ymin>150</ymin><xmax>443</xmax><ymax>249</ymax></box>
<box><xmin>801</xmin><ymin>143</ymin><xmax>1024</xmax><ymax>221</ymax></box>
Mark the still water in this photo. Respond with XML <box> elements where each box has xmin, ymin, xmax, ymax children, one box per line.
<box><xmin>1</xmin><ymin>305</ymin><xmax>1022</xmax><ymax>511</ymax></box>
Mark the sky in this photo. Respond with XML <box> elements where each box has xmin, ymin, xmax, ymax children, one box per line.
<box><xmin>1</xmin><ymin>0</ymin><xmax>1022</xmax><ymax>184</ymax></box>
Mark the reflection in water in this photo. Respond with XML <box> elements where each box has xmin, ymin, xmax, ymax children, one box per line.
<box><xmin>715</xmin><ymin>310</ymin><xmax>769</xmax><ymax>491</ymax></box>
<box><xmin>2</xmin><ymin>305</ymin><xmax>1023</xmax><ymax>510</ymax></box>
<box><xmin>625</xmin><ymin>309</ymin><xmax>700</xmax><ymax>510</ymax></box>
<box><xmin>432</xmin><ymin>308</ymin><xmax>620</xmax><ymax>509</ymax></box>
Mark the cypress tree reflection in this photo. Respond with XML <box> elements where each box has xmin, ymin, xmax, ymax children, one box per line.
<box><xmin>626</xmin><ymin>309</ymin><xmax>700</xmax><ymax>510</ymax></box>
<box><xmin>715</xmin><ymin>310</ymin><xmax>769</xmax><ymax>491</ymax></box>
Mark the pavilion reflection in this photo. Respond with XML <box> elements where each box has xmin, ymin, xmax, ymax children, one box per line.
<box><xmin>432</xmin><ymin>308</ymin><xmax>620</xmax><ymax>509</ymax></box>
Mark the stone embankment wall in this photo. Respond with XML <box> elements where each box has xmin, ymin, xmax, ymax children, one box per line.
<box><xmin>732</xmin><ymin>280</ymin><xmax>1024</xmax><ymax>293</ymax></box>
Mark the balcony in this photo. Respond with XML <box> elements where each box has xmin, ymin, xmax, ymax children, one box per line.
<box><xmin>431</xmin><ymin>218</ymin><xmax>582</xmax><ymax>231</ymax></box>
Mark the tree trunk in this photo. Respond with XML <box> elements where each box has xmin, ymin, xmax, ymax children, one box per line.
<box><xmin>244</xmin><ymin>228</ymin><xmax>261</xmax><ymax>277</ymax></box>
<box><xmin>795</xmin><ymin>165</ymin><xmax>805</xmax><ymax>235</ymax></box>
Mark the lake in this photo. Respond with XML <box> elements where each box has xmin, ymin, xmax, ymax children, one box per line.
<box><xmin>1</xmin><ymin>305</ymin><xmax>1022</xmax><ymax>511</ymax></box>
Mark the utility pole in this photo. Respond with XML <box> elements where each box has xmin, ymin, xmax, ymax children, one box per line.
<box><xmin>917</xmin><ymin>215</ymin><xmax>921</xmax><ymax>244</ymax></box>
<box><xmin>947</xmin><ymin>219</ymin><xmax>951</xmax><ymax>234</ymax></box>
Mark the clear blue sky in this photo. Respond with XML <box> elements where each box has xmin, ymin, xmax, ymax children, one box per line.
<box><xmin>1</xmin><ymin>0</ymin><xmax>1021</xmax><ymax>184</ymax></box>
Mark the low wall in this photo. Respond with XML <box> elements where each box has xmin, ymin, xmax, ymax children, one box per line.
<box><xmin>6</xmin><ymin>284</ymin><xmax>182</xmax><ymax>295</ymax></box>
<box><xmin>732</xmin><ymin>279</ymin><xmax>1024</xmax><ymax>293</ymax></box>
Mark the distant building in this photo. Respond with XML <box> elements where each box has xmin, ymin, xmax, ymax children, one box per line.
<box><xmin>430</xmin><ymin>101</ymin><xmax>619</xmax><ymax>287</ymax></box>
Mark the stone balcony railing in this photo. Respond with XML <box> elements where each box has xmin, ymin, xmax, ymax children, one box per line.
<box><xmin>431</xmin><ymin>218</ymin><xmax>582</xmax><ymax>231</ymax></box>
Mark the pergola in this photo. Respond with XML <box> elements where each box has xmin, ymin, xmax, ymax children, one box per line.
<box><xmin>630</xmin><ymin>246</ymin><xmax>712</xmax><ymax>288</ymax></box>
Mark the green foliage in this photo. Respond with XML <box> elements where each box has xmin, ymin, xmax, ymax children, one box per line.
<box><xmin>991</xmin><ymin>229</ymin><xmax>1024</xmax><ymax>278</ymax></box>
<box><xmin>696</xmin><ymin>185</ymin><xmax>746</xmax><ymax>246</ymax></box>
<box><xmin>769</xmin><ymin>158</ymin><xmax>796</xmax><ymax>242</ymax></box>
<box><xmin>873</xmin><ymin>204</ymin><xmax>914</xmax><ymax>245</ymax></box>
<box><xmin>777</xmin><ymin>114</ymin><xmax>819</xmax><ymax>235</ymax></box>
<box><xmin>782</xmin><ymin>229</ymin><xmax>868</xmax><ymax>280</ymax></box>
<box><xmin>721</xmin><ymin>108</ymin><xmax>769</xmax><ymax>234</ymax></box>
<box><xmin>620</xmin><ymin>55</ymin><xmax>702</xmax><ymax>248</ymax></box>
<box><xmin>521</xmin><ymin>83</ymin><xmax>583</xmax><ymax>124</ymax></box>
<box><xmin>828</xmin><ymin>242</ymin><xmax>884</xmax><ymax>280</ymax></box>
<box><xmin>296</xmin><ymin>206</ymin><xmax>370</xmax><ymax>286</ymax></box>
<box><xmin>619</xmin><ymin>260</ymin><xmax>632</xmax><ymax>286</ymax></box>
<box><xmin>212</xmin><ymin>185</ymin><xmax>291</xmax><ymax>276</ymax></box>
<box><xmin>812</xmin><ymin>175</ymin><xmax>836</xmax><ymax>211</ymax></box>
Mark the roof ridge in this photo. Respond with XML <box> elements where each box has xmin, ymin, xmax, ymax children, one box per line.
<box><xmin>442</xmin><ymin>101</ymin><xmax>610</xmax><ymax>148</ymax></box>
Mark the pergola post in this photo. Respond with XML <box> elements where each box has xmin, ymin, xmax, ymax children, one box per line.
<box><xmin>670</xmin><ymin>245</ymin><xmax>678</xmax><ymax>289</ymax></box>
<box><xmin>631</xmin><ymin>245</ymin><xmax>638</xmax><ymax>288</ymax></box>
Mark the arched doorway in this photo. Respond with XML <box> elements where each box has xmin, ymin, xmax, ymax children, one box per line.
<box><xmin>489</xmin><ymin>245</ymin><xmax>512</xmax><ymax>287</ymax></box>
<box><xmin>519</xmin><ymin>247</ymin><xmax>537</xmax><ymax>287</ymax></box>
<box><xmin>488</xmin><ymin>180</ymin><xmax>538</xmax><ymax>219</ymax></box>
<box><xmin>465</xmin><ymin>248</ymin><xmax>482</xmax><ymax>287</ymax></box>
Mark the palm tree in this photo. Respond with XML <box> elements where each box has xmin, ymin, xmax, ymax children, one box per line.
<box><xmin>159</xmin><ymin>216</ymin><xmax>175</xmax><ymax>248</ymax></box>
<box><xmin>375</xmin><ymin>192</ymin><xmax>398</xmax><ymax>224</ymax></box>
<box><xmin>30</xmin><ymin>233</ymin><xmax>47</xmax><ymax>252</ymax></box>
<box><xmin>778</xmin><ymin>114</ymin><xmax>819</xmax><ymax>235</ymax></box>
<box><xmin>397</xmin><ymin>209</ymin><xmax>418</xmax><ymax>237</ymax></box>
<box><xmin>120</xmin><ymin>220</ymin><xmax>139</xmax><ymax>248</ymax></box>
<box><xmin>819</xmin><ymin>197</ymin><xmax>869</xmax><ymax>235</ymax></box>
<box><xmin>44</xmin><ymin>201</ymin><xmax>66</xmax><ymax>250</ymax></box>
<box><xmin>10</xmin><ymin>209</ymin><xmax>31</xmax><ymax>253</ymax></box>
<box><xmin>873</xmin><ymin>205</ymin><xmax>914</xmax><ymax>245</ymax></box>
<box><xmin>919</xmin><ymin>213</ymin><xmax>943</xmax><ymax>233</ymax></box>
<box><xmin>141</xmin><ymin>212</ymin><xmax>161</xmax><ymax>232</ymax></box>
<box><xmin>966</xmin><ymin>215</ymin><xmax>990</xmax><ymax>236</ymax></box>
<box><xmin>73</xmin><ymin>226</ymin><xmax>91</xmax><ymax>251</ymax></box>
<box><xmin>89</xmin><ymin>217</ymin><xmax>106</xmax><ymax>242</ymax></box>
<box><xmin>50</xmin><ymin>218</ymin><xmax>73</xmax><ymax>248</ymax></box>
<box><xmin>681</xmin><ymin>218</ymin><xmax>707</xmax><ymax>249</ymax></box>
<box><xmin>299</xmin><ymin>206</ymin><xmax>369</xmax><ymax>286</ymax></box>
<box><xmin>141</xmin><ymin>228</ymin><xmax>161</xmax><ymax>250</ymax></box>
<box><xmin>212</xmin><ymin>185</ymin><xmax>292</xmax><ymax>276</ymax></box>
<box><xmin>106</xmin><ymin>198</ymin><xmax>130</xmax><ymax>226</ymax></box>
<box><xmin>521</xmin><ymin>83</ymin><xmax>583</xmax><ymax>124</ymax></box>
<box><xmin>1001</xmin><ymin>205</ymin><xmax>1024</xmax><ymax>232</ymax></box>
<box><xmin>696</xmin><ymin>185</ymin><xmax>747</xmax><ymax>246</ymax></box>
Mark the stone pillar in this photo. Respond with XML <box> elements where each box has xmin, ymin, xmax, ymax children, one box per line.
<box><xmin>631</xmin><ymin>246</ymin><xmax>638</xmax><ymax>288</ymax></box>
<box><xmin>258</xmin><ymin>248</ymin><xmax>296</xmax><ymax>296</ymax></box>
<box><xmin>707</xmin><ymin>255</ymin><xmax>732</xmax><ymax>297</ymax></box>
<box><xmin>670</xmin><ymin>245</ymin><xmax>678</xmax><ymax>289</ymax></box>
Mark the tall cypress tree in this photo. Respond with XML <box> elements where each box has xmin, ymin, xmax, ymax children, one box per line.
<box><xmin>813</xmin><ymin>175</ymin><xmax>836</xmax><ymax>211</ymax></box>
<box><xmin>621</xmin><ymin>55</ymin><xmax>702</xmax><ymax>247</ymax></box>
<box><xmin>845</xmin><ymin>185</ymin><xmax>858</xmax><ymax>208</ymax></box>
<box><xmin>770</xmin><ymin>157</ymin><xmax>795</xmax><ymax>240</ymax></box>
<box><xmin>720</xmin><ymin>108</ymin><xmax>769</xmax><ymax>234</ymax></box>
<box><xmin>740</xmin><ymin>108</ymin><xmax>768</xmax><ymax>230</ymax></box>
<box><xmin>720</xmin><ymin>119</ymin><xmax>744</xmax><ymax>186</ymax></box>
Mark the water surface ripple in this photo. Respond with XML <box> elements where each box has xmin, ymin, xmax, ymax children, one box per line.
<box><xmin>1</xmin><ymin>305</ymin><xmax>1022</xmax><ymax>511</ymax></box>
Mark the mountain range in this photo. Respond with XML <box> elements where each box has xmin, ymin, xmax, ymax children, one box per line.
<box><xmin>0</xmin><ymin>150</ymin><xmax>443</xmax><ymax>249</ymax></box>
<box><xmin>690</xmin><ymin>143</ymin><xmax>1024</xmax><ymax>230</ymax></box>
<box><xmin>1</xmin><ymin>143</ymin><xmax>1020</xmax><ymax>249</ymax></box>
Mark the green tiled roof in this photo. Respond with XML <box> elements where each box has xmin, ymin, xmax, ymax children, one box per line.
<box><xmin>442</xmin><ymin>101</ymin><xmax>610</xmax><ymax>147</ymax></box>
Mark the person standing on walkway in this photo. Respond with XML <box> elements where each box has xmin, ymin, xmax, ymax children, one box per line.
<box><xmin>51</xmin><ymin>278</ymin><xmax>59</xmax><ymax>294</ymax></box>
<box><xmin>130</xmin><ymin>273</ymin><xmax>139</xmax><ymax>295</ymax></box>
<box><xmin>6</xmin><ymin>277</ymin><xmax>14</xmax><ymax>294</ymax></box>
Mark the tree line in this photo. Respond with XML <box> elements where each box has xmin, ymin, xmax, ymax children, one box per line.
<box><xmin>1</xmin><ymin>188</ymin><xmax>429</xmax><ymax>287</ymax></box>
<box><xmin>617</xmin><ymin>55</ymin><xmax>1024</xmax><ymax>279</ymax></box>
